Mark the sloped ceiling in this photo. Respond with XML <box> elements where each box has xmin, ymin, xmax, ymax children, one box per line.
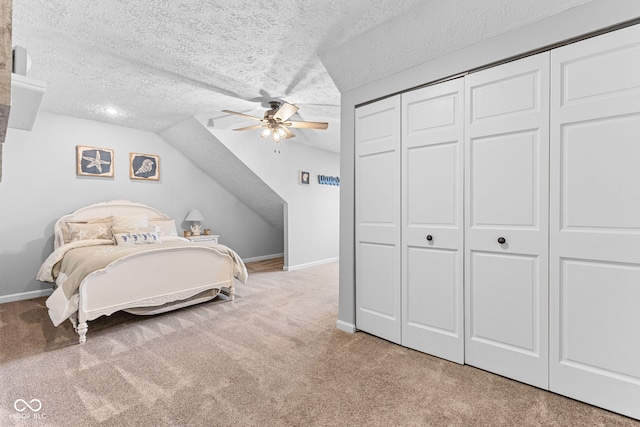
<box><xmin>321</xmin><ymin>0</ymin><xmax>593</xmax><ymax>93</ymax></box>
<box><xmin>11</xmin><ymin>0</ymin><xmax>592</xmax><ymax>154</ymax></box>
<box><xmin>161</xmin><ymin>117</ymin><xmax>285</xmax><ymax>232</ymax></box>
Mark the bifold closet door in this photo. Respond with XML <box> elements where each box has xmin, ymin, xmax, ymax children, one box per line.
<box><xmin>549</xmin><ymin>24</ymin><xmax>640</xmax><ymax>420</ymax></box>
<box><xmin>355</xmin><ymin>95</ymin><xmax>402</xmax><ymax>344</ymax></box>
<box><xmin>401</xmin><ymin>78</ymin><xmax>464</xmax><ymax>363</ymax></box>
<box><xmin>464</xmin><ymin>52</ymin><xmax>550</xmax><ymax>389</ymax></box>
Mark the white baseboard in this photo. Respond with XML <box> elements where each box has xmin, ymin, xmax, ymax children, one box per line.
<box><xmin>284</xmin><ymin>257</ymin><xmax>339</xmax><ymax>271</ymax></box>
<box><xmin>242</xmin><ymin>253</ymin><xmax>284</xmax><ymax>263</ymax></box>
<box><xmin>0</xmin><ymin>288</ymin><xmax>53</xmax><ymax>304</ymax></box>
<box><xmin>336</xmin><ymin>320</ymin><xmax>356</xmax><ymax>333</ymax></box>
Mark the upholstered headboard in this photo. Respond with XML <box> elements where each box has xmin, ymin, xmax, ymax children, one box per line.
<box><xmin>54</xmin><ymin>200</ymin><xmax>171</xmax><ymax>249</ymax></box>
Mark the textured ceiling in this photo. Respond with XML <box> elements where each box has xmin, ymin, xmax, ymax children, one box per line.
<box><xmin>11</xmin><ymin>0</ymin><xmax>424</xmax><ymax>153</ymax></box>
<box><xmin>11</xmin><ymin>0</ymin><xmax>592</xmax><ymax>153</ymax></box>
<box><xmin>321</xmin><ymin>0</ymin><xmax>594</xmax><ymax>93</ymax></box>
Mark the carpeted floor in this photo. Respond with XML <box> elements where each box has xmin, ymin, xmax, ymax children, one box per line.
<box><xmin>0</xmin><ymin>259</ymin><xmax>638</xmax><ymax>426</ymax></box>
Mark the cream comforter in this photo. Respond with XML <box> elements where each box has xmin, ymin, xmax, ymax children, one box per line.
<box><xmin>37</xmin><ymin>238</ymin><xmax>248</xmax><ymax>326</ymax></box>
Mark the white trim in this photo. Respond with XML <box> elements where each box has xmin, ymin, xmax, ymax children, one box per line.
<box><xmin>0</xmin><ymin>288</ymin><xmax>53</xmax><ymax>304</ymax></box>
<box><xmin>336</xmin><ymin>320</ymin><xmax>356</xmax><ymax>334</ymax></box>
<box><xmin>242</xmin><ymin>253</ymin><xmax>284</xmax><ymax>263</ymax></box>
<box><xmin>284</xmin><ymin>257</ymin><xmax>339</xmax><ymax>271</ymax></box>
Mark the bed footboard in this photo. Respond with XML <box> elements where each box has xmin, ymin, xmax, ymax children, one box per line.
<box><xmin>75</xmin><ymin>246</ymin><xmax>235</xmax><ymax>343</ymax></box>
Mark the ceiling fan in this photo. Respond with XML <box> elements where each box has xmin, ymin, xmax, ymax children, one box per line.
<box><xmin>222</xmin><ymin>101</ymin><xmax>328</xmax><ymax>143</ymax></box>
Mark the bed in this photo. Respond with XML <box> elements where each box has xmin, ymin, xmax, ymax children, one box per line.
<box><xmin>37</xmin><ymin>200</ymin><xmax>248</xmax><ymax>344</ymax></box>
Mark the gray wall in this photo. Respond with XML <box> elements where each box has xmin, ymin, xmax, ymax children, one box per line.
<box><xmin>202</xmin><ymin>120</ymin><xmax>341</xmax><ymax>270</ymax></box>
<box><xmin>337</xmin><ymin>0</ymin><xmax>640</xmax><ymax>331</ymax></box>
<box><xmin>0</xmin><ymin>111</ymin><xmax>283</xmax><ymax>302</ymax></box>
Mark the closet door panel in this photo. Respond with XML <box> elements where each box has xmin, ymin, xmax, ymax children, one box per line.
<box><xmin>405</xmin><ymin>142</ymin><xmax>457</xmax><ymax>231</ymax></box>
<box><xmin>355</xmin><ymin>96</ymin><xmax>402</xmax><ymax>344</ymax></box>
<box><xmin>550</xmin><ymin>24</ymin><xmax>640</xmax><ymax>420</ymax></box>
<box><xmin>465</xmin><ymin>52</ymin><xmax>550</xmax><ymax>389</ymax></box>
<box><xmin>469</xmin><ymin>252</ymin><xmax>539</xmax><ymax>352</ymax></box>
<box><xmin>469</xmin><ymin>130</ymin><xmax>539</xmax><ymax>229</ymax></box>
<box><xmin>406</xmin><ymin>247</ymin><xmax>458</xmax><ymax>332</ymax></box>
<box><xmin>402</xmin><ymin>79</ymin><xmax>464</xmax><ymax>363</ymax></box>
<box><xmin>560</xmin><ymin>116</ymin><xmax>640</xmax><ymax>235</ymax></box>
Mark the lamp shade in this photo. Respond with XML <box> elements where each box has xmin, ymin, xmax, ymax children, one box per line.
<box><xmin>184</xmin><ymin>209</ymin><xmax>205</xmax><ymax>222</ymax></box>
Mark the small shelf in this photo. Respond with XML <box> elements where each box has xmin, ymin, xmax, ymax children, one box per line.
<box><xmin>9</xmin><ymin>73</ymin><xmax>46</xmax><ymax>131</ymax></box>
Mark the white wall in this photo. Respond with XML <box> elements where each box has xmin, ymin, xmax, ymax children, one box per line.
<box><xmin>337</xmin><ymin>0</ymin><xmax>640</xmax><ymax>331</ymax></box>
<box><xmin>202</xmin><ymin>120</ymin><xmax>340</xmax><ymax>270</ymax></box>
<box><xmin>0</xmin><ymin>112</ymin><xmax>283</xmax><ymax>302</ymax></box>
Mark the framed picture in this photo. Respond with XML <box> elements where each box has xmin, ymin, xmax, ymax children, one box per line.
<box><xmin>299</xmin><ymin>170</ymin><xmax>310</xmax><ymax>185</ymax></box>
<box><xmin>76</xmin><ymin>145</ymin><xmax>114</xmax><ymax>177</ymax></box>
<box><xmin>130</xmin><ymin>152</ymin><xmax>160</xmax><ymax>181</ymax></box>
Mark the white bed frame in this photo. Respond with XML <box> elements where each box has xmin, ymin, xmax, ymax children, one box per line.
<box><xmin>53</xmin><ymin>200</ymin><xmax>236</xmax><ymax>344</ymax></box>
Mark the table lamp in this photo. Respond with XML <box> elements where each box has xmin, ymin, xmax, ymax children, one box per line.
<box><xmin>185</xmin><ymin>209</ymin><xmax>205</xmax><ymax>236</ymax></box>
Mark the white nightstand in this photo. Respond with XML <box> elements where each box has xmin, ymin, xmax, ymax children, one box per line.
<box><xmin>187</xmin><ymin>234</ymin><xmax>219</xmax><ymax>244</ymax></box>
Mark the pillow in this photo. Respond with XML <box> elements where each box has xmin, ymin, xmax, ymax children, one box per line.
<box><xmin>68</xmin><ymin>222</ymin><xmax>113</xmax><ymax>242</ymax></box>
<box><xmin>113</xmin><ymin>231</ymin><xmax>160</xmax><ymax>245</ymax></box>
<box><xmin>62</xmin><ymin>216</ymin><xmax>112</xmax><ymax>244</ymax></box>
<box><xmin>112</xmin><ymin>226</ymin><xmax>155</xmax><ymax>235</ymax></box>
<box><xmin>112</xmin><ymin>214</ymin><xmax>148</xmax><ymax>232</ymax></box>
<box><xmin>148</xmin><ymin>219</ymin><xmax>178</xmax><ymax>237</ymax></box>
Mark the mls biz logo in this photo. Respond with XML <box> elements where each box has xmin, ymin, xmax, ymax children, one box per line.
<box><xmin>11</xmin><ymin>398</ymin><xmax>46</xmax><ymax>420</ymax></box>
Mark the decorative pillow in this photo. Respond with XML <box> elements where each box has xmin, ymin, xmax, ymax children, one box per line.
<box><xmin>62</xmin><ymin>216</ymin><xmax>112</xmax><ymax>244</ymax></box>
<box><xmin>61</xmin><ymin>223</ymin><xmax>74</xmax><ymax>244</ymax></box>
<box><xmin>112</xmin><ymin>214</ymin><xmax>148</xmax><ymax>232</ymax></box>
<box><xmin>113</xmin><ymin>231</ymin><xmax>160</xmax><ymax>245</ymax></box>
<box><xmin>68</xmin><ymin>222</ymin><xmax>113</xmax><ymax>242</ymax></box>
<box><xmin>112</xmin><ymin>226</ymin><xmax>155</xmax><ymax>235</ymax></box>
<box><xmin>148</xmin><ymin>219</ymin><xmax>178</xmax><ymax>237</ymax></box>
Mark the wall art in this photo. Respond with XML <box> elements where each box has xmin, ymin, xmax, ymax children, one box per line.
<box><xmin>76</xmin><ymin>145</ymin><xmax>114</xmax><ymax>177</ymax></box>
<box><xmin>299</xmin><ymin>170</ymin><xmax>310</xmax><ymax>185</ymax></box>
<box><xmin>130</xmin><ymin>152</ymin><xmax>160</xmax><ymax>181</ymax></box>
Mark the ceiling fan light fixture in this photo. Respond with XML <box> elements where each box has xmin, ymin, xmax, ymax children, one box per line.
<box><xmin>223</xmin><ymin>101</ymin><xmax>327</xmax><ymax>145</ymax></box>
<box><xmin>260</xmin><ymin>127</ymin><xmax>272</xmax><ymax>138</ymax></box>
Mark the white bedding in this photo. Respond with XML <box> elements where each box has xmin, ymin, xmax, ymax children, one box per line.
<box><xmin>38</xmin><ymin>238</ymin><xmax>248</xmax><ymax>326</ymax></box>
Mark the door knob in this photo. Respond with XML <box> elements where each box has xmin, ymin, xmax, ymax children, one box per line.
<box><xmin>497</xmin><ymin>237</ymin><xmax>506</xmax><ymax>244</ymax></box>
<box><xmin>426</xmin><ymin>235</ymin><xmax>433</xmax><ymax>241</ymax></box>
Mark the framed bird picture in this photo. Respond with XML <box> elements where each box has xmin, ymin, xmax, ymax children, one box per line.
<box><xmin>76</xmin><ymin>145</ymin><xmax>114</xmax><ymax>177</ymax></box>
<box><xmin>129</xmin><ymin>152</ymin><xmax>160</xmax><ymax>181</ymax></box>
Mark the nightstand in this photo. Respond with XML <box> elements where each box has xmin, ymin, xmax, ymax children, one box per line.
<box><xmin>187</xmin><ymin>234</ymin><xmax>219</xmax><ymax>244</ymax></box>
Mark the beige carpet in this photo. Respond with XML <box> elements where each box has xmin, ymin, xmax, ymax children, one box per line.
<box><xmin>0</xmin><ymin>260</ymin><xmax>637</xmax><ymax>426</ymax></box>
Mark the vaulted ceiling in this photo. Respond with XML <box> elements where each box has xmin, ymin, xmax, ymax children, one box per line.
<box><xmin>11</xmin><ymin>0</ymin><xmax>592</xmax><ymax>153</ymax></box>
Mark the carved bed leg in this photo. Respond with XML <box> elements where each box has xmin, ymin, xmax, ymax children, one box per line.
<box><xmin>77</xmin><ymin>322</ymin><xmax>88</xmax><ymax>344</ymax></box>
<box><xmin>220</xmin><ymin>286</ymin><xmax>235</xmax><ymax>301</ymax></box>
<box><xmin>69</xmin><ymin>313</ymin><xmax>78</xmax><ymax>331</ymax></box>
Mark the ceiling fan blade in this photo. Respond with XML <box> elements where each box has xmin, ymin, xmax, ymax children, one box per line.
<box><xmin>281</xmin><ymin>126</ymin><xmax>296</xmax><ymax>139</ymax></box>
<box><xmin>232</xmin><ymin>124</ymin><xmax>265</xmax><ymax>131</ymax></box>
<box><xmin>286</xmin><ymin>120</ymin><xmax>329</xmax><ymax>130</ymax></box>
<box><xmin>222</xmin><ymin>110</ymin><xmax>264</xmax><ymax>121</ymax></box>
<box><xmin>273</xmin><ymin>102</ymin><xmax>299</xmax><ymax>122</ymax></box>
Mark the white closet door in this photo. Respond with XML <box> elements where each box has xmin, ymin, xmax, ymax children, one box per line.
<box><xmin>550</xmin><ymin>24</ymin><xmax>640</xmax><ymax>420</ymax></box>
<box><xmin>401</xmin><ymin>78</ymin><xmax>464</xmax><ymax>363</ymax></box>
<box><xmin>355</xmin><ymin>95</ymin><xmax>402</xmax><ymax>344</ymax></box>
<box><xmin>464</xmin><ymin>53</ymin><xmax>550</xmax><ymax>388</ymax></box>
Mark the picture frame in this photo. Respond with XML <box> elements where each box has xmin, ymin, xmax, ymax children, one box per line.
<box><xmin>130</xmin><ymin>152</ymin><xmax>160</xmax><ymax>181</ymax></box>
<box><xmin>76</xmin><ymin>145</ymin><xmax>114</xmax><ymax>177</ymax></box>
<box><xmin>299</xmin><ymin>170</ymin><xmax>310</xmax><ymax>185</ymax></box>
